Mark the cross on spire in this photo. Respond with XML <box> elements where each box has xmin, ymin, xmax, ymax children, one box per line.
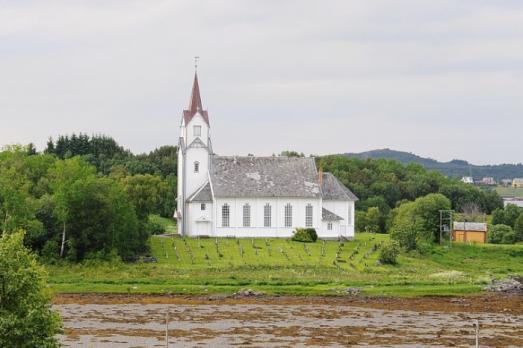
<box><xmin>194</xmin><ymin>56</ymin><xmax>199</xmax><ymax>72</ymax></box>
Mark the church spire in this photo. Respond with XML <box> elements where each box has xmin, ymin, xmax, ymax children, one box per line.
<box><xmin>183</xmin><ymin>63</ymin><xmax>209</xmax><ymax>126</ymax></box>
<box><xmin>188</xmin><ymin>72</ymin><xmax>203</xmax><ymax>113</ymax></box>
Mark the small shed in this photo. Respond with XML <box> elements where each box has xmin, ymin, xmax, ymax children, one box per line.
<box><xmin>452</xmin><ymin>222</ymin><xmax>487</xmax><ymax>244</ymax></box>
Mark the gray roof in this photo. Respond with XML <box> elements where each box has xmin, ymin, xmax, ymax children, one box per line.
<box><xmin>453</xmin><ymin>222</ymin><xmax>487</xmax><ymax>232</ymax></box>
<box><xmin>210</xmin><ymin>156</ymin><xmax>321</xmax><ymax>198</ymax></box>
<box><xmin>187</xmin><ymin>182</ymin><xmax>213</xmax><ymax>202</ymax></box>
<box><xmin>322</xmin><ymin>207</ymin><xmax>344</xmax><ymax>221</ymax></box>
<box><xmin>321</xmin><ymin>172</ymin><xmax>358</xmax><ymax>201</ymax></box>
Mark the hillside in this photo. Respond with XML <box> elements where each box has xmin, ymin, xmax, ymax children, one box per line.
<box><xmin>344</xmin><ymin>149</ymin><xmax>523</xmax><ymax>180</ymax></box>
<box><xmin>47</xmin><ymin>234</ymin><xmax>523</xmax><ymax>297</ymax></box>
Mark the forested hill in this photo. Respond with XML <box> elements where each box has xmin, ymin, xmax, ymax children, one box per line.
<box><xmin>344</xmin><ymin>149</ymin><xmax>523</xmax><ymax>180</ymax></box>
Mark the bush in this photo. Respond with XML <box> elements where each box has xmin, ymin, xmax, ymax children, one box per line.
<box><xmin>292</xmin><ymin>228</ymin><xmax>318</xmax><ymax>243</ymax></box>
<box><xmin>379</xmin><ymin>241</ymin><xmax>400</xmax><ymax>265</ymax></box>
<box><xmin>0</xmin><ymin>231</ymin><xmax>62</xmax><ymax>347</ymax></box>
<box><xmin>390</xmin><ymin>224</ymin><xmax>420</xmax><ymax>251</ymax></box>
<box><xmin>147</xmin><ymin>220</ymin><xmax>166</xmax><ymax>235</ymax></box>
<box><xmin>488</xmin><ymin>224</ymin><xmax>516</xmax><ymax>244</ymax></box>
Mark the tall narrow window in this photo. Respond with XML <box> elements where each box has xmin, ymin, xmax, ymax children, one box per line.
<box><xmin>328</xmin><ymin>222</ymin><xmax>333</xmax><ymax>231</ymax></box>
<box><xmin>194</xmin><ymin>161</ymin><xmax>199</xmax><ymax>173</ymax></box>
<box><xmin>243</xmin><ymin>203</ymin><xmax>251</xmax><ymax>227</ymax></box>
<box><xmin>348</xmin><ymin>205</ymin><xmax>352</xmax><ymax>224</ymax></box>
<box><xmin>222</xmin><ymin>204</ymin><xmax>230</xmax><ymax>227</ymax></box>
<box><xmin>201</xmin><ymin>203</ymin><xmax>206</xmax><ymax>211</ymax></box>
<box><xmin>264</xmin><ymin>203</ymin><xmax>271</xmax><ymax>227</ymax></box>
<box><xmin>193</xmin><ymin>125</ymin><xmax>201</xmax><ymax>137</ymax></box>
<box><xmin>305</xmin><ymin>204</ymin><xmax>313</xmax><ymax>227</ymax></box>
<box><xmin>284</xmin><ymin>203</ymin><xmax>293</xmax><ymax>228</ymax></box>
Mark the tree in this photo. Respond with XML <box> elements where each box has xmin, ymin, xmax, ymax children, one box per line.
<box><xmin>514</xmin><ymin>213</ymin><xmax>523</xmax><ymax>242</ymax></box>
<box><xmin>488</xmin><ymin>224</ymin><xmax>516</xmax><ymax>244</ymax></box>
<box><xmin>64</xmin><ymin>177</ymin><xmax>142</xmax><ymax>260</ymax></box>
<box><xmin>0</xmin><ymin>231</ymin><xmax>61</xmax><ymax>347</ymax></box>
<box><xmin>390</xmin><ymin>193</ymin><xmax>451</xmax><ymax>245</ymax></box>
<box><xmin>48</xmin><ymin>157</ymin><xmax>97</xmax><ymax>257</ymax></box>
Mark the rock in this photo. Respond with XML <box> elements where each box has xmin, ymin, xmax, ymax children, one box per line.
<box><xmin>484</xmin><ymin>275</ymin><xmax>523</xmax><ymax>293</ymax></box>
<box><xmin>345</xmin><ymin>287</ymin><xmax>361</xmax><ymax>296</ymax></box>
<box><xmin>234</xmin><ymin>288</ymin><xmax>265</xmax><ymax>297</ymax></box>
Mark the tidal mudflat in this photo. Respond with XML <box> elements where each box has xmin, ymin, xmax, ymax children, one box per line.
<box><xmin>55</xmin><ymin>294</ymin><xmax>523</xmax><ymax>347</ymax></box>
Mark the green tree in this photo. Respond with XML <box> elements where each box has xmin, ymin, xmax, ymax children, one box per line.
<box><xmin>64</xmin><ymin>177</ymin><xmax>141</xmax><ymax>260</ymax></box>
<box><xmin>0</xmin><ymin>231</ymin><xmax>61</xmax><ymax>347</ymax></box>
<box><xmin>514</xmin><ymin>213</ymin><xmax>523</xmax><ymax>242</ymax></box>
<box><xmin>48</xmin><ymin>157</ymin><xmax>97</xmax><ymax>257</ymax></box>
<box><xmin>390</xmin><ymin>193</ymin><xmax>451</xmax><ymax>245</ymax></box>
<box><xmin>488</xmin><ymin>224</ymin><xmax>516</xmax><ymax>244</ymax></box>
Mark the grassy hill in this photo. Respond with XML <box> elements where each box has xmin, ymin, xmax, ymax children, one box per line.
<box><xmin>345</xmin><ymin>149</ymin><xmax>523</xmax><ymax>180</ymax></box>
<box><xmin>47</xmin><ymin>234</ymin><xmax>523</xmax><ymax>297</ymax></box>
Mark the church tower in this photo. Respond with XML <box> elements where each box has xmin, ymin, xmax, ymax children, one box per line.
<box><xmin>176</xmin><ymin>72</ymin><xmax>212</xmax><ymax>235</ymax></box>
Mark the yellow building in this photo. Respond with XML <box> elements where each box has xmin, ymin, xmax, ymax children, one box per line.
<box><xmin>452</xmin><ymin>222</ymin><xmax>487</xmax><ymax>244</ymax></box>
<box><xmin>513</xmin><ymin>178</ymin><xmax>523</xmax><ymax>188</ymax></box>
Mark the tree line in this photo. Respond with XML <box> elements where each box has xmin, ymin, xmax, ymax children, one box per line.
<box><xmin>1</xmin><ymin>138</ymin><xmax>508</xmax><ymax>262</ymax></box>
<box><xmin>1</xmin><ymin>135</ymin><xmax>178</xmax><ymax>262</ymax></box>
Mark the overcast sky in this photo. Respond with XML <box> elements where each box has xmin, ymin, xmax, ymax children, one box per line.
<box><xmin>1</xmin><ymin>1</ymin><xmax>522</xmax><ymax>165</ymax></box>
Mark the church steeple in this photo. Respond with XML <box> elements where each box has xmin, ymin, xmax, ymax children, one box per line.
<box><xmin>188</xmin><ymin>73</ymin><xmax>203</xmax><ymax>113</ymax></box>
<box><xmin>183</xmin><ymin>72</ymin><xmax>209</xmax><ymax>125</ymax></box>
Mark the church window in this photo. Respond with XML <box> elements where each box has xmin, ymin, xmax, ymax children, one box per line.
<box><xmin>194</xmin><ymin>125</ymin><xmax>201</xmax><ymax>137</ymax></box>
<box><xmin>284</xmin><ymin>203</ymin><xmax>292</xmax><ymax>228</ymax></box>
<box><xmin>327</xmin><ymin>222</ymin><xmax>333</xmax><ymax>231</ymax></box>
<box><xmin>305</xmin><ymin>204</ymin><xmax>313</xmax><ymax>227</ymax></box>
<box><xmin>222</xmin><ymin>204</ymin><xmax>230</xmax><ymax>227</ymax></box>
<box><xmin>194</xmin><ymin>161</ymin><xmax>199</xmax><ymax>173</ymax></box>
<box><xmin>264</xmin><ymin>203</ymin><xmax>271</xmax><ymax>227</ymax></box>
<box><xmin>243</xmin><ymin>203</ymin><xmax>251</xmax><ymax>227</ymax></box>
<box><xmin>348</xmin><ymin>205</ymin><xmax>352</xmax><ymax>224</ymax></box>
<box><xmin>201</xmin><ymin>203</ymin><xmax>206</xmax><ymax>211</ymax></box>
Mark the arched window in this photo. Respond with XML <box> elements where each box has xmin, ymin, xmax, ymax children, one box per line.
<box><xmin>243</xmin><ymin>203</ymin><xmax>251</xmax><ymax>227</ymax></box>
<box><xmin>264</xmin><ymin>203</ymin><xmax>272</xmax><ymax>227</ymax></box>
<box><xmin>305</xmin><ymin>204</ymin><xmax>313</xmax><ymax>227</ymax></box>
<box><xmin>222</xmin><ymin>204</ymin><xmax>230</xmax><ymax>227</ymax></box>
<box><xmin>284</xmin><ymin>203</ymin><xmax>292</xmax><ymax>228</ymax></box>
<box><xmin>194</xmin><ymin>161</ymin><xmax>199</xmax><ymax>173</ymax></box>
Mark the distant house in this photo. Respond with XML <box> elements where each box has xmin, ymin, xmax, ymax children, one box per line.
<box><xmin>513</xmin><ymin>178</ymin><xmax>523</xmax><ymax>188</ymax></box>
<box><xmin>461</xmin><ymin>176</ymin><xmax>474</xmax><ymax>184</ymax></box>
<box><xmin>503</xmin><ymin>197</ymin><xmax>523</xmax><ymax>208</ymax></box>
<box><xmin>452</xmin><ymin>222</ymin><xmax>487</xmax><ymax>244</ymax></box>
<box><xmin>501</xmin><ymin>179</ymin><xmax>513</xmax><ymax>187</ymax></box>
<box><xmin>481</xmin><ymin>177</ymin><xmax>496</xmax><ymax>186</ymax></box>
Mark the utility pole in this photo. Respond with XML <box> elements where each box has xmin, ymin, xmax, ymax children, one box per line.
<box><xmin>439</xmin><ymin>210</ymin><xmax>454</xmax><ymax>247</ymax></box>
<box><xmin>165</xmin><ymin>311</ymin><xmax>169</xmax><ymax>348</ymax></box>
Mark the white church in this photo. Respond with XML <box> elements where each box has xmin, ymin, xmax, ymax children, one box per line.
<box><xmin>175</xmin><ymin>72</ymin><xmax>357</xmax><ymax>239</ymax></box>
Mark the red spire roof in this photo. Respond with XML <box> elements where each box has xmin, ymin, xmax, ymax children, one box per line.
<box><xmin>183</xmin><ymin>72</ymin><xmax>209</xmax><ymax>125</ymax></box>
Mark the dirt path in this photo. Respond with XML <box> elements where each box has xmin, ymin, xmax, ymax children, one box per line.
<box><xmin>55</xmin><ymin>294</ymin><xmax>523</xmax><ymax>347</ymax></box>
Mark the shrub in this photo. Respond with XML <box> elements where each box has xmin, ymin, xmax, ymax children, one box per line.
<box><xmin>292</xmin><ymin>228</ymin><xmax>318</xmax><ymax>243</ymax></box>
<box><xmin>390</xmin><ymin>224</ymin><xmax>420</xmax><ymax>251</ymax></box>
<box><xmin>488</xmin><ymin>224</ymin><xmax>515</xmax><ymax>244</ymax></box>
<box><xmin>0</xmin><ymin>231</ymin><xmax>62</xmax><ymax>347</ymax></box>
<box><xmin>147</xmin><ymin>220</ymin><xmax>166</xmax><ymax>235</ymax></box>
<box><xmin>379</xmin><ymin>241</ymin><xmax>400</xmax><ymax>265</ymax></box>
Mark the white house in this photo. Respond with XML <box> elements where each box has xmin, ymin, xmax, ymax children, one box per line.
<box><xmin>175</xmin><ymin>72</ymin><xmax>358</xmax><ymax>239</ymax></box>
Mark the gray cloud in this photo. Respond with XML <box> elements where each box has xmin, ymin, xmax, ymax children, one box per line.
<box><xmin>1</xmin><ymin>0</ymin><xmax>522</xmax><ymax>164</ymax></box>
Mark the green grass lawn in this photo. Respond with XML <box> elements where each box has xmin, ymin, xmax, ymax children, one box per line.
<box><xmin>46</xmin><ymin>233</ymin><xmax>523</xmax><ymax>297</ymax></box>
<box><xmin>496</xmin><ymin>185</ymin><xmax>523</xmax><ymax>198</ymax></box>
